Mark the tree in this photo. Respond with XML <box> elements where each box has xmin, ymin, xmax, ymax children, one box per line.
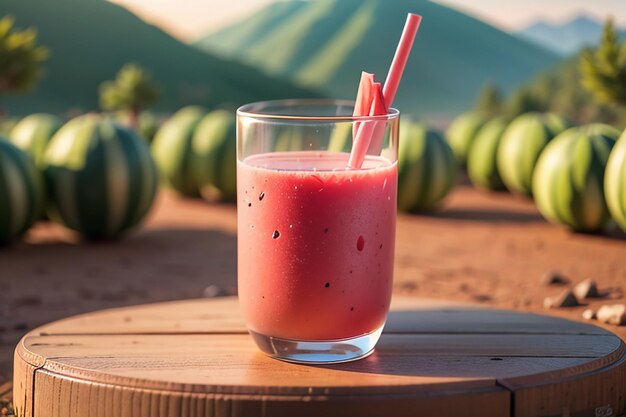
<box><xmin>580</xmin><ymin>18</ymin><xmax>626</xmax><ymax>107</ymax></box>
<box><xmin>99</xmin><ymin>63</ymin><xmax>160</xmax><ymax>129</ymax></box>
<box><xmin>0</xmin><ymin>15</ymin><xmax>49</xmax><ymax>96</ymax></box>
<box><xmin>473</xmin><ymin>83</ymin><xmax>503</xmax><ymax>117</ymax></box>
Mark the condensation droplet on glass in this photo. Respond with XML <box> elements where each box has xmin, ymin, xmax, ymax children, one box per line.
<box><xmin>382</xmin><ymin>177</ymin><xmax>388</xmax><ymax>190</ymax></box>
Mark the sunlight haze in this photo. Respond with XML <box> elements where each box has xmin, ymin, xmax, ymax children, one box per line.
<box><xmin>107</xmin><ymin>0</ymin><xmax>626</xmax><ymax>41</ymax></box>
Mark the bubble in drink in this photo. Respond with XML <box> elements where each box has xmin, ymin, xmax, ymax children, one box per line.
<box><xmin>272</xmin><ymin>230</ymin><xmax>280</xmax><ymax>239</ymax></box>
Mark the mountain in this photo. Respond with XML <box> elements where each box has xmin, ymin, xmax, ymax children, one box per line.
<box><xmin>194</xmin><ymin>0</ymin><xmax>560</xmax><ymax>118</ymax></box>
<box><xmin>0</xmin><ymin>0</ymin><xmax>320</xmax><ymax>115</ymax></box>
<box><xmin>516</xmin><ymin>15</ymin><xmax>626</xmax><ymax>56</ymax></box>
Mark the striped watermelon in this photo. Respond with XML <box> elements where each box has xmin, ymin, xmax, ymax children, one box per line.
<box><xmin>113</xmin><ymin>110</ymin><xmax>160</xmax><ymax>142</ymax></box>
<box><xmin>497</xmin><ymin>112</ymin><xmax>567</xmax><ymax>196</ymax></box>
<box><xmin>10</xmin><ymin>113</ymin><xmax>63</xmax><ymax>168</ymax></box>
<box><xmin>45</xmin><ymin>115</ymin><xmax>158</xmax><ymax>239</ymax></box>
<box><xmin>605</xmin><ymin>128</ymin><xmax>626</xmax><ymax>231</ymax></box>
<box><xmin>533</xmin><ymin>124</ymin><xmax>620</xmax><ymax>233</ymax></box>
<box><xmin>445</xmin><ymin>112</ymin><xmax>486</xmax><ymax>166</ymax></box>
<box><xmin>467</xmin><ymin>117</ymin><xmax>508</xmax><ymax>191</ymax></box>
<box><xmin>0</xmin><ymin>137</ymin><xmax>44</xmax><ymax>244</ymax></box>
<box><xmin>152</xmin><ymin>107</ymin><xmax>236</xmax><ymax>201</ymax></box>
<box><xmin>151</xmin><ymin>106</ymin><xmax>206</xmax><ymax>197</ymax></box>
<box><xmin>398</xmin><ymin>122</ymin><xmax>457</xmax><ymax>212</ymax></box>
<box><xmin>193</xmin><ymin>110</ymin><xmax>236</xmax><ymax>201</ymax></box>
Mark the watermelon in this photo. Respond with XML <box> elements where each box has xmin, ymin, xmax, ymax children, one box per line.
<box><xmin>604</xmin><ymin>128</ymin><xmax>626</xmax><ymax>231</ymax></box>
<box><xmin>193</xmin><ymin>110</ymin><xmax>237</xmax><ymax>201</ymax></box>
<box><xmin>467</xmin><ymin>117</ymin><xmax>508</xmax><ymax>191</ymax></box>
<box><xmin>151</xmin><ymin>106</ymin><xmax>206</xmax><ymax>197</ymax></box>
<box><xmin>113</xmin><ymin>110</ymin><xmax>160</xmax><ymax>142</ymax></box>
<box><xmin>45</xmin><ymin>115</ymin><xmax>158</xmax><ymax>239</ymax></box>
<box><xmin>10</xmin><ymin>113</ymin><xmax>63</xmax><ymax>168</ymax></box>
<box><xmin>152</xmin><ymin>107</ymin><xmax>236</xmax><ymax>201</ymax></box>
<box><xmin>353</xmin><ymin>72</ymin><xmax>375</xmax><ymax>118</ymax></box>
<box><xmin>445</xmin><ymin>112</ymin><xmax>486</xmax><ymax>166</ymax></box>
<box><xmin>349</xmin><ymin>72</ymin><xmax>388</xmax><ymax>167</ymax></box>
<box><xmin>497</xmin><ymin>112</ymin><xmax>567</xmax><ymax>196</ymax></box>
<box><xmin>398</xmin><ymin>121</ymin><xmax>457</xmax><ymax>212</ymax></box>
<box><xmin>533</xmin><ymin>124</ymin><xmax>620</xmax><ymax>233</ymax></box>
<box><xmin>0</xmin><ymin>137</ymin><xmax>44</xmax><ymax>244</ymax></box>
<box><xmin>353</xmin><ymin>71</ymin><xmax>375</xmax><ymax>141</ymax></box>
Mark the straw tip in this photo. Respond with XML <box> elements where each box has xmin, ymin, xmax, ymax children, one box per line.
<box><xmin>408</xmin><ymin>13</ymin><xmax>422</xmax><ymax>24</ymax></box>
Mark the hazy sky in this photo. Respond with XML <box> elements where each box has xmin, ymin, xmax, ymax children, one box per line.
<box><xmin>108</xmin><ymin>0</ymin><xmax>626</xmax><ymax>41</ymax></box>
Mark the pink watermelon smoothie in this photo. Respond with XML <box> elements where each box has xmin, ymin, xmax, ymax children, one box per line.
<box><xmin>237</xmin><ymin>151</ymin><xmax>397</xmax><ymax>341</ymax></box>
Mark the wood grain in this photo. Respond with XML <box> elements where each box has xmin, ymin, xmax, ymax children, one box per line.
<box><xmin>510</xmin><ymin>353</ymin><xmax>626</xmax><ymax>417</ymax></box>
<box><xmin>13</xmin><ymin>297</ymin><xmax>626</xmax><ymax>417</ymax></box>
<box><xmin>34</xmin><ymin>296</ymin><xmax>611</xmax><ymax>336</ymax></box>
<box><xmin>13</xmin><ymin>340</ymin><xmax>44</xmax><ymax>417</ymax></box>
<box><xmin>33</xmin><ymin>369</ymin><xmax>510</xmax><ymax>417</ymax></box>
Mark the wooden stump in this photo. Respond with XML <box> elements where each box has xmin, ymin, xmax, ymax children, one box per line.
<box><xmin>13</xmin><ymin>297</ymin><xmax>626</xmax><ymax>417</ymax></box>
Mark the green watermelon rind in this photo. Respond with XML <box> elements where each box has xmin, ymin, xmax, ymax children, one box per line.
<box><xmin>467</xmin><ymin>117</ymin><xmax>508</xmax><ymax>191</ymax></box>
<box><xmin>497</xmin><ymin>112</ymin><xmax>567</xmax><ymax>197</ymax></box>
<box><xmin>194</xmin><ymin>110</ymin><xmax>237</xmax><ymax>201</ymax></box>
<box><xmin>44</xmin><ymin>114</ymin><xmax>158</xmax><ymax>239</ymax></box>
<box><xmin>151</xmin><ymin>106</ymin><xmax>207</xmax><ymax>197</ymax></box>
<box><xmin>0</xmin><ymin>137</ymin><xmax>44</xmax><ymax>244</ymax></box>
<box><xmin>9</xmin><ymin>113</ymin><xmax>63</xmax><ymax>169</ymax></box>
<box><xmin>533</xmin><ymin>124</ymin><xmax>620</xmax><ymax>233</ymax></box>
<box><xmin>445</xmin><ymin>112</ymin><xmax>486</xmax><ymax>166</ymax></box>
<box><xmin>605</xmin><ymin>129</ymin><xmax>626</xmax><ymax>231</ymax></box>
<box><xmin>399</xmin><ymin>121</ymin><xmax>457</xmax><ymax>212</ymax></box>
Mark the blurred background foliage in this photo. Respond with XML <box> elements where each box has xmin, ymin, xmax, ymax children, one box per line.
<box><xmin>476</xmin><ymin>19</ymin><xmax>626</xmax><ymax>128</ymax></box>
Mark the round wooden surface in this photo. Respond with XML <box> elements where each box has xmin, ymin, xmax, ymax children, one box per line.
<box><xmin>13</xmin><ymin>297</ymin><xmax>626</xmax><ymax>417</ymax></box>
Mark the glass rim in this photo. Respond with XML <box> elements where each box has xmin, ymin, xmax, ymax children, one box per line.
<box><xmin>237</xmin><ymin>99</ymin><xmax>400</xmax><ymax>122</ymax></box>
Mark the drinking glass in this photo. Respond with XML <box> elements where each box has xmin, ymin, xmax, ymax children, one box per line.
<box><xmin>237</xmin><ymin>99</ymin><xmax>399</xmax><ymax>363</ymax></box>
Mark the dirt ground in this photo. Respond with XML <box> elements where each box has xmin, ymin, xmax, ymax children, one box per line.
<box><xmin>1</xmin><ymin>184</ymin><xmax>625</xmax><ymax>386</ymax></box>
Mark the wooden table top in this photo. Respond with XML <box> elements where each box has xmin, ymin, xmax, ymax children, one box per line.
<box><xmin>13</xmin><ymin>296</ymin><xmax>626</xmax><ymax>417</ymax></box>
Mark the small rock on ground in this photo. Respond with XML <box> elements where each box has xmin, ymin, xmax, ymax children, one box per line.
<box><xmin>596</xmin><ymin>304</ymin><xmax>626</xmax><ymax>326</ymax></box>
<box><xmin>582</xmin><ymin>309</ymin><xmax>596</xmax><ymax>320</ymax></box>
<box><xmin>544</xmin><ymin>290</ymin><xmax>580</xmax><ymax>309</ymax></box>
<box><xmin>573</xmin><ymin>278</ymin><xmax>600</xmax><ymax>300</ymax></box>
<box><xmin>542</xmin><ymin>270</ymin><xmax>570</xmax><ymax>286</ymax></box>
<box><xmin>203</xmin><ymin>285</ymin><xmax>228</xmax><ymax>298</ymax></box>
